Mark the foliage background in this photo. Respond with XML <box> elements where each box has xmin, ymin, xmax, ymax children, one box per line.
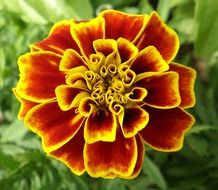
<box><xmin>0</xmin><ymin>0</ymin><xmax>218</xmax><ymax>189</ymax></box>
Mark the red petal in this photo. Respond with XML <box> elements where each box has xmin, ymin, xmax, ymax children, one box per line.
<box><xmin>127</xmin><ymin>135</ymin><xmax>145</xmax><ymax>179</ymax></box>
<box><xmin>12</xmin><ymin>88</ymin><xmax>38</xmax><ymax>120</ymax></box>
<box><xmin>130</xmin><ymin>46</ymin><xmax>169</xmax><ymax>74</ymax></box>
<box><xmin>100</xmin><ymin>10</ymin><xmax>147</xmax><ymax>42</ymax></box>
<box><xmin>119</xmin><ymin>106</ymin><xmax>149</xmax><ymax>138</ymax></box>
<box><xmin>140</xmin><ymin>106</ymin><xmax>195</xmax><ymax>151</ymax></box>
<box><xmin>136</xmin><ymin>12</ymin><xmax>179</xmax><ymax>63</ymax></box>
<box><xmin>55</xmin><ymin>85</ymin><xmax>90</xmax><ymax>111</ymax></box>
<box><xmin>16</xmin><ymin>52</ymin><xmax>65</xmax><ymax>102</ymax></box>
<box><xmin>117</xmin><ymin>38</ymin><xmax>138</xmax><ymax>64</ymax></box>
<box><xmin>84</xmin><ymin>108</ymin><xmax>116</xmax><ymax>143</ymax></box>
<box><xmin>169</xmin><ymin>63</ymin><xmax>196</xmax><ymax>108</ymax></box>
<box><xmin>93</xmin><ymin>39</ymin><xmax>117</xmax><ymax>57</ymax></box>
<box><xmin>134</xmin><ymin>72</ymin><xmax>181</xmax><ymax>108</ymax></box>
<box><xmin>31</xmin><ymin>20</ymin><xmax>80</xmax><ymax>55</ymax></box>
<box><xmin>24</xmin><ymin>101</ymin><xmax>84</xmax><ymax>152</ymax></box>
<box><xmin>71</xmin><ymin>17</ymin><xmax>105</xmax><ymax>58</ymax></box>
<box><xmin>49</xmin><ymin>127</ymin><xmax>85</xmax><ymax>175</ymax></box>
<box><xmin>93</xmin><ymin>39</ymin><xmax>119</xmax><ymax>66</ymax></box>
<box><xmin>84</xmin><ymin>129</ymin><xmax>137</xmax><ymax>178</ymax></box>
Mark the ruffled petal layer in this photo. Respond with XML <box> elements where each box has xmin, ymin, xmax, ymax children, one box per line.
<box><xmin>136</xmin><ymin>12</ymin><xmax>179</xmax><ymax>63</ymax></box>
<box><xmin>16</xmin><ymin>52</ymin><xmax>65</xmax><ymax>102</ymax></box>
<box><xmin>84</xmin><ymin>129</ymin><xmax>137</xmax><ymax>178</ymax></box>
<box><xmin>49</xmin><ymin>128</ymin><xmax>85</xmax><ymax>175</ymax></box>
<box><xmin>24</xmin><ymin>101</ymin><xmax>84</xmax><ymax>152</ymax></box>
<box><xmin>140</xmin><ymin>106</ymin><xmax>195</xmax><ymax>151</ymax></box>
<box><xmin>169</xmin><ymin>63</ymin><xmax>196</xmax><ymax>108</ymax></box>
<box><xmin>31</xmin><ymin>20</ymin><xmax>80</xmax><ymax>55</ymax></box>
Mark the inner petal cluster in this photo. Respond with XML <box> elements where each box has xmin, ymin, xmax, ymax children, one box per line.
<box><xmin>87</xmin><ymin>63</ymin><xmax>135</xmax><ymax>107</ymax></box>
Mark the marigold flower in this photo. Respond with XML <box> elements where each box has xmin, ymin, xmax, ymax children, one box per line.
<box><xmin>13</xmin><ymin>10</ymin><xmax>196</xmax><ymax>178</ymax></box>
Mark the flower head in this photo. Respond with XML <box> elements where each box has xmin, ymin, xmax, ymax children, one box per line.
<box><xmin>14</xmin><ymin>10</ymin><xmax>196</xmax><ymax>178</ymax></box>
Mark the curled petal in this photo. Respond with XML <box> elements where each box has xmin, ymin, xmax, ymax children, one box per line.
<box><xmin>118</xmin><ymin>106</ymin><xmax>149</xmax><ymax>138</ymax></box>
<box><xmin>89</xmin><ymin>53</ymin><xmax>105</xmax><ymax>72</ymax></box>
<box><xmin>84</xmin><ymin>129</ymin><xmax>137</xmax><ymax>178</ymax></box>
<box><xmin>130</xmin><ymin>46</ymin><xmax>169</xmax><ymax>74</ymax></box>
<box><xmin>55</xmin><ymin>85</ymin><xmax>90</xmax><ymax>111</ymax></box>
<box><xmin>31</xmin><ymin>20</ymin><xmax>80</xmax><ymax>55</ymax></box>
<box><xmin>59</xmin><ymin>49</ymin><xmax>88</xmax><ymax>72</ymax></box>
<box><xmin>49</xmin><ymin>128</ymin><xmax>85</xmax><ymax>175</ymax></box>
<box><xmin>24</xmin><ymin>101</ymin><xmax>84</xmax><ymax>152</ymax></box>
<box><xmin>100</xmin><ymin>10</ymin><xmax>148</xmax><ymax>42</ymax></box>
<box><xmin>71</xmin><ymin>16</ymin><xmax>105</xmax><ymax>58</ymax></box>
<box><xmin>117</xmin><ymin>38</ymin><xmax>138</xmax><ymax>64</ymax></box>
<box><xmin>126</xmin><ymin>135</ymin><xmax>145</xmax><ymax>179</ymax></box>
<box><xmin>169</xmin><ymin>63</ymin><xmax>196</xmax><ymax>108</ymax></box>
<box><xmin>16</xmin><ymin>52</ymin><xmax>65</xmax><ymax>102</ymax></box>
<box><xmin>84</xmin><ymin>108</ymin><xmax>117</xmax><ymax>143</ymax></box>
<box><xmin>136</xmin><ymin>12</ymin><xmax>179</xmax><ymax>63</ymax></box>
<box><xmin>78</xmin><ymin>97</ymin><xmax>97</xmax><ymax>117</ymax></box>
<box><xmin>109</xmin><ymin>102</ymin><xmax>124</xmax><ymax>116</ymax></box>
<box><xmin>122</xmin><ymin>69</ymin><xmax>136</xmax><ymax>88</ymax></box>
<box><xmin>135</xmin><ymin>72</ymin><xmax>181</xmax><ymax>108</ymax></box>
<box><xmin>140</xmin><ymin>106</ymin><xmax>195</xmax><ymax>151</ymax></box>
<box><xmin>125</xmin><ymin>87</ymin><xmax>148</xmax><ymax>103</ymax></box>
<box><xmin>12</xmin><ymin>88</ymin><xmax>38</xmax><ymax>120</ymax></box>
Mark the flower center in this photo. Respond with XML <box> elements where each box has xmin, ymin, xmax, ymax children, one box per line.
<box><xmin>85</xmin><ymin>62</ymin><xmax>136</xmax><ymax>108</ymax></box>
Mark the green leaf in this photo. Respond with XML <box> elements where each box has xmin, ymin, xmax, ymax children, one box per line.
<box><xmin>157</xmin><ymin>0</ymin><xmax>170</xmax><ymax>21</ymax></box>
<box><xmin>187</xmin><ymin>135</ymin><xmax>209</xmax><ymax>156</ymax></box>
<box><xmin>61</xmin><ymin>0</ymin><xmax>93</xmax><ymax>19</ymax></box>
<box><xmin>139</xmin><ymin>0</ymin><xmax>153</xmax><ymax>14</ymax></box>
<box><xmin>169</xmin><ymin>0</ymin><xmax>192</xmax><ymax>8</ymax></box>
<box><xmin>188</xmin><ymin>125</ymin><xmax>218</xmax><ymax>135</ymax></box>
<box><xmin>143</xmin><ymin>156</ymin><xmax>167</xmax><ymax>190</ymax></box>
<box><xmin>127</xmin><ymin>176</ymin><xmax>153</xmax><ymax>189</ymax></box>
<box><xmin>194</xmin><ymin>0</ymin><xmax>218</xmax><ymax>60</ymax></box>
<box><xmin>0</xmin><ymin>48</ymin><xmax>5</xmax><ymax>88</ymax></box>
<box><xmin>0</xmin><ymin>152</ymin><xmax>20</xmax><ymax>171</ymax></box>
<box><xmin>0</xmin><ymin>120</ymin><xmax>27</xmax><ymax>142</ymax></box>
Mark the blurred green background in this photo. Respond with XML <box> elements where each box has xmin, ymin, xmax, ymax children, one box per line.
<box><xmin>0</xmin><ymin>0</ymin><xmax>218</xmax><ymax>189</ymax></box>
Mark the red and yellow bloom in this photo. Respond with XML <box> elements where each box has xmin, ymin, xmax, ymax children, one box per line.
<box><xmin>14</xmin><ymin>10</ymin><xmax>196</xmax><ymax>178</ymax></box>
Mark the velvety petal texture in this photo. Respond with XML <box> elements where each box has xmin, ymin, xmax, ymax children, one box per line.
<box><xmin>84</xmin><ymin>129</ymin><xmax>137</xmax><ymax>178</ymax></box>
<box><xmin>14</xmin><ymin>9</ymin><xmax>196</xmax><ymax>179</ymax></box>
<box><xmin>31</xmin><ymin>20</ymin><xmax>80</xmax><ymax>55</ymax></box>
<box><xmin>140</xmin><ymin>106</ymin><xmax>195</xmax><ymax>151</ymax></box>
<box><xmin>100</xmin><ymin>10</ymin><xmax>147</xmax><ymax>42</ymax></box>
<box><xmin>49</xmin><ymin>128</ymin><xmax>85</xmax><ymax>175</ymax></box>
<box><xmin>136</xmin><ymin>12</ymin><xmax>179</xmax><ymax>63</ymax></box>
<box><xmin>16</xmin><ymin>52</ymin><xmax>65</xmax><ymax>102</ymax></box>
<box><xmin>24</xmin><ymin>102</ymin><xmax>84</xmax><ymax>152</ymax></box>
